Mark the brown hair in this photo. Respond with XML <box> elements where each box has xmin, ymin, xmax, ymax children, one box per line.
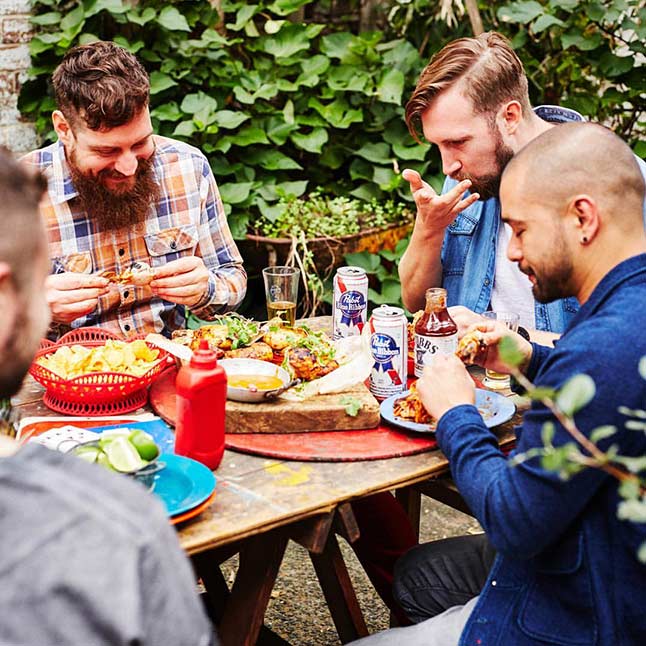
<box><xmin>52</xmin><ymin>40</ymin><xmax>150</xmax><ymax>131</ymax></box>
<box><xmin>405</xmin><ymin>32</ymin><xmax>531</xmax><ymax>142</ymax></box>
<box><xmin>0</xmin><ymin>147</ymin><xmax>47</xmax><ymax>286</ymax></box>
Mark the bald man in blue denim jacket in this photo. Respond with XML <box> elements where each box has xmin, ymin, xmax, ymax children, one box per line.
<box><xmin>353</xmin><ymin>123</ymin><xmax>646</xmax><ymax>646</ymax></box>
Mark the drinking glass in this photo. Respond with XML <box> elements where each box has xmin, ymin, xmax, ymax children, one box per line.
<box><xmin>262</xmin><ymin>266</ymin><xmax>300</xmax><ymax>326</ymax></box>
<box><xmin>482</xmin><ymin>311</ymin><xmax>520</xmax><ymax>390</ymax></box>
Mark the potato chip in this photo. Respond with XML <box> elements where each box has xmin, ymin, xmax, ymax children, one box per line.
<box><xmin>36</xmin><ymin>339</ymin><xmax>161</xmax><ymax>380</ymax></box>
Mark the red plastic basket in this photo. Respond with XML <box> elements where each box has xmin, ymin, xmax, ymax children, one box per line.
<box><xmin>29</xmin><ymin>327</ymin><xmax>172</xmax><ymax>416</ymax></box>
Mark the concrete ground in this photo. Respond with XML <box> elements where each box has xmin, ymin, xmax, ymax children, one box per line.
<box><xmin>220</xmin><ymin>495</ymin><xmax>483</xmax><ymax>645</ymax></box>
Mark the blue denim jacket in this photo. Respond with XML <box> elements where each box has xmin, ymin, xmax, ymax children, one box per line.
<box><xmin>436</xmin><ymin>254</ymin><xmax>646</xmax><ymax>646</ymax></box>
<box><xmin>439</xmin><ymin>105</ymin><xmax>646</xmax><ymax>333</ymax></box>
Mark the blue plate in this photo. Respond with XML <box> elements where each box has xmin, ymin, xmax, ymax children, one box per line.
<box><xmin>381</xmin><ymin>388</ymin><xmax>516</xmax><ymax>434</ymax></box>
<box><xmin>151</xmin><ymin>453</ymin><xmax>216</xmax><ymax>517</ymax></box>
<box><xmin>90</xmin><ymin>419</ymin><xmax>175</xmax><ymax>455</ymax></box>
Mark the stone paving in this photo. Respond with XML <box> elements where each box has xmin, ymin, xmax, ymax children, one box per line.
<box><xmin>220</xmin><ymin>495</ymin><xmax>482</xmax><ymax>645</ymax></box>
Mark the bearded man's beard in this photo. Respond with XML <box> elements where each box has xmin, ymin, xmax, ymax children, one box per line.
<box><xmin>454</xmin><ymin>126</ymin><xmax>514</xmax><ymax>201</ymax></box>
<box><xmin>69</xmin><ymin>152</ymin><xmax>160</xmax><ymax>231</ymax></box>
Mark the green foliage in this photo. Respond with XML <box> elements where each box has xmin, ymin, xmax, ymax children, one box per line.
<box><xmin>20</xmin><ymin>0</ymin><xmax>432</xmax><ymax>241</ymax></box>
<box><xmin>387</xmin><ymin>0</ymin><xmax>645</xmax><ymax>151</ymax></box>
<box><xmin>254</xmin><ymin>192</ymin><xmax>413</xmax><ymax>238</ymax></box>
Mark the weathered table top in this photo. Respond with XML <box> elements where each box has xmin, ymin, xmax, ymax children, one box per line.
<box><xmin>12</xmin><ymin>372</ymin><xmax>523</xmax><ymax>556</ymax></box>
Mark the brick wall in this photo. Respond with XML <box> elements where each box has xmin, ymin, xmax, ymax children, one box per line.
<box><xmin>0</xmin><ymin>0</ymin><xmax>38</xmax><ymax>154</ymax></box>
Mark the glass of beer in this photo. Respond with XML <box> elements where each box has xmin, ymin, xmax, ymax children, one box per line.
<box><xmin>482</xmin><ymin>311</ymin><xmax>520</xmax><ymax>390</ymax></box>
<box><xmin>262</xmin><ymin>266</ymin><xmax>299</xmax><ymax>326</ymax></box>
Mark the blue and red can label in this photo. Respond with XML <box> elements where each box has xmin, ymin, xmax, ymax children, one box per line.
<box><xmin>333</xmin><ymin>267</ymin><xmax>368</xmax><ymax>339</ymax></box>
<box><xmin>368</xmin><ymin>305</ymin><xmax>407</xmax><ymax>399</ymax></box>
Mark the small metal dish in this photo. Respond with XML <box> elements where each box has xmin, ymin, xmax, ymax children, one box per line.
<box><xmin>219</xmin><ymin>358</ymin><xmax>294</xmax><ymax>403</ymax></box>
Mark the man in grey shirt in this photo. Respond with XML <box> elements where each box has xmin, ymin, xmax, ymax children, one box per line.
<box><xmin>0</xmin><ymin>147</ymin><xmax>215</xmax><ymax>646</ymax></box>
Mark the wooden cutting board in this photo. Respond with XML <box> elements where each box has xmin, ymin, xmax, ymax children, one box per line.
<box><xmin>149</xmin><ymin>367</ymin><xmax>381</xmax><ymax>433</ymax></box>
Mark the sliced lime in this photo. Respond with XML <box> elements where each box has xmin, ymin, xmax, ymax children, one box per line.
<box><xmin>98</xmin><ymin>429</ymin><xmax>131</xmax><ymax>449</ymax></box>
<box><xmin>73</xmin><ymin>445</ymin><xmax>102</xmax><ymax>464</ymax></box>
<box><xmin>128</xmin><ymin>430</ymin><xmax>160</xmax><ymax>461</ymax></box>
<box><xmin>103</xmin><ymin>436</ymin><xmax>145</xmax><ymax>473</ymax></box>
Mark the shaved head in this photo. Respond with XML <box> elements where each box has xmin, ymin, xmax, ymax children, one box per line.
<box><xmin>503</xmin><ymin>122</ymin><xmax>645</xmax><ymax>230</ymax></box>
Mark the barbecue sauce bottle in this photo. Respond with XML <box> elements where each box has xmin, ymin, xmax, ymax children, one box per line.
<box><xmin>175</xmin><ymin>339</ymin><xmax>227</xmax><ymax>470</ymax></box>
<box><xmin>414</xmin><ymin>288</ymin><xmax>458</xmax><ymax>377</ymax></box>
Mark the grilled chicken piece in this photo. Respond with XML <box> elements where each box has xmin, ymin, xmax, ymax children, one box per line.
<box><xmin>100</xmin><ymin>261</ymin><xmax>154</xmax><ymax>286</ymax></box>
<box><xmin>262</xmin><ymin>326</ymin><xmax>307</xmax><ymax>351</ymax></box>
<box><xmin>224</xmin><ymin>342</ymin><xmax>273</xmax><ymax>361</ymax></box>
<box><xmin>456</xmin><ymin>329</ymin><xmax>487</xmax><ymax>365</ymax></box>
<box><xmin>285</xmin><ymin>346</ymin><xmax>339</xmax><ymax>381</ymax></box>
<box><xmin>393</xmin><ymin>381</ymin><xmax>434</xmax><ymax>425</ymax></box>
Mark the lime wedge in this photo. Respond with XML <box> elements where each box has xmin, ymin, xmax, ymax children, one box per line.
<box><xmin>73</xmin><ymin>445</ymin><xmax>102</xmax><ymax>464</ymax></box>
<box><xmin>98</xmin><ymin>429</ymin><xmax>131</xmax><ymax>449</ymax></box>
<box><xmin>128</xmin><ymin>430</ymin><xmax>160</xmax><ymax>461</ymax></box>
<box><xmin>103</xmin><ymin>436</ymin><xmax>145</xmax><ymax>473</ymax></box>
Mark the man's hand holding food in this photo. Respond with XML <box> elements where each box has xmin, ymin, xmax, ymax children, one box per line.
<box><xmin>149</xmin><ymin>256</ymin><xmax>210</xmax><ymax>307</ymax></box>
<box><xmin>46</xmin><ymin>272</ymin><xmax>110</xmax><ymax>324</ymax></box>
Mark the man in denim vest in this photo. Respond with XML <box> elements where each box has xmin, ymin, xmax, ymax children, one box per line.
<box><xmin>399</xmin><ymin>32</ymin><xmax>646</xmax><ymax>334</ymax></box>
<box><xmin>354</xmin><ymin>123</ymin><xmax>646</xmax><ymax>645</ymax></box>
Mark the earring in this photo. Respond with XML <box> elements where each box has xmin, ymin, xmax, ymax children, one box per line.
<box><xmin>581</xmin><ymin>235</ymin><xmax>588</xmax><ymax>244</ymax></box>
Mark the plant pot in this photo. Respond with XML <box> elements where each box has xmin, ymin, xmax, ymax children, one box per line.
<box><xmin>239</xmin><ymin>222</ymin><xmax>412</xmax><ymax>278</ymax></box>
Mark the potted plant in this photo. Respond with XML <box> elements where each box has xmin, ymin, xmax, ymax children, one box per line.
<box><xmin>239</xmin><ymin>191</ymin><xmax>413</xmax><ymax>315</ymax></box>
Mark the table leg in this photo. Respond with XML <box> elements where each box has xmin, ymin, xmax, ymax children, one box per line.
<box><xmin>216</xmin><ymin>531</ymin><xmax>289</xmax><ymax>646</ymax></box>
<box><xmin>396</xmin><ymin>486</ymin><xmax>421</xmax><ymax>541</ymax></box>
<box><xmin>310</xmin><ymin>531</ymin><xmax>369</xmax><ymax>643</ymax></box>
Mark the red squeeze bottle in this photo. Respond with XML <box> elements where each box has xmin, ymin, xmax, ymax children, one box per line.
<box><xmin>174</xmin><ymin>339</ymin><xmax>227</xmax><ymax>470</ymax></box>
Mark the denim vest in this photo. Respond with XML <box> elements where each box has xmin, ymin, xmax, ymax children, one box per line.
<box><xmin>437</xmin><ymin>105</ymin><xmax>646</xmax><ymax>333</ymax></box>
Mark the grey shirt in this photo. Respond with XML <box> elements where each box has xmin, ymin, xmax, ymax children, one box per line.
<box><xmin>0</xmin><ymin>443</ymin><xmax>215</xmax><ymax>646</ymax></box>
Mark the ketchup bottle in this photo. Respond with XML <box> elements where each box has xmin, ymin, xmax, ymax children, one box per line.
<box><xmin>174</xmin><ymin>339</ymin><xmax>227</xmax><ymax>470</ymax></box>
<box><xmin>413</xmin><ymin>287</ymin><xmax>458</xmax><ymax>377</ymax></box>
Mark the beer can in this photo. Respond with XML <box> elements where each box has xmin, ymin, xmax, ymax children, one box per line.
<box><xmin>333</xmin><ymin>266</ymin><xmax>369</xmax><ymax>339</ymax></box>
<box><xmin>368</xmin><ymin>304</ymin><xmax>408</xmax><ymax>400</ymax></box>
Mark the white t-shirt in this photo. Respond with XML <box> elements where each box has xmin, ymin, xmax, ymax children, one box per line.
<box><xmin>490</xmin><ymin>223</ymin><xmax>535</xmax><ymax>329</ymax></box>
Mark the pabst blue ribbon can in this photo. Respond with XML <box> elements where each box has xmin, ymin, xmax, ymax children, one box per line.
<box><xmin>368</xmin><ymin>304</ymin><xmax>407</xmax><ymax>400</ymax></box>
<box><xmin>333</xmin><ymin>266</ymin><xmax>369</xmax><ymax>339</ymax></box>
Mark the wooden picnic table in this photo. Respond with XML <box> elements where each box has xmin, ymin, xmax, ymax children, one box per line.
<box><xmin>11</xmin><ymin>318</ymin><xmax>536</xmax><ymax>646</ymax></box>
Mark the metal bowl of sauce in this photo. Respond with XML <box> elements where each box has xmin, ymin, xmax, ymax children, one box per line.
<box><xmin>219</xmin><ymin>358</ymin><xmax>293</xmax><ymax>403</ymax></box>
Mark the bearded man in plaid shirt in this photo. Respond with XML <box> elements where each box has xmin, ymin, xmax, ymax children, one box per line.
<box><xmin>23</xmin><ymin>40</ymin><xmax>246</xmax><ymax>339</ymax></box>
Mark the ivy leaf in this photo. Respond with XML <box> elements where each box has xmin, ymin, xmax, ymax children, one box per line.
<box><xmin>556</xmin><ymin>374</ymin><xmax>596</xmax><ymax>416</ymax></box>
<box><xmin>350</xmin><ymin>183</ymin><xmax>382</xmax><ymax>202</ymax></box>
<box><xmin>226</xmin><ymin>5</ymin><xmax>258</xmax><ymax>31</ymax></box>
<box><xmin>590</xmin><ymin>425</ymin><xmax>617</xmax><ymax>443</ymax></box>
<box><xmin>497</xmin><ymin>1</ymin><xmax>544</xmax><ymax>23</ymax></box>
<box><xmin>290</xmin><ymin>127</ymin><xmax>329</xmax><ymax>153</ymax></box>
<box><xmin>344</xmin><ymin>252</ymin><xmax>381</xmax><ymax>273</ymax></box>
<box><xmin>320</xmin><ymin>32</ymin><xmax>355</xmax><ymax>60</ymax></box>
<box><xmin>265</xmin><ymin>19</ymin><xmax>285</xmax><ymax>34</ymax></box>
<box><xmin>561</xmin><ymin>30</ymin><xmax>602</xmax><ymax>51</ymax></box>
<box><xmin>532</xmin><ymin>14</ymin><xmax>565</xmax><ymax>33</ymax></box>
<box><xmin>599</xmin><ymin>52</ymin><xmax>634</xmax><ymax>77</ymax></box>
<box><xmin>214</xmin><ymin>111</ymin><xmax>250</xmax><ymax>130</ymax></box>
<box><xmin>355</xmin><ymin>142</ymin><xmax>391</xmax><ymax>164</ymax></box>
<box><xmin>85</xmin><ymin>0</ymin><xmax>127</xmax><ymax>18</ymax></box>
<box><xmin>227</xmin><ymin>213</ymin><xmax>250</xmax><ymax>240</ymax></box>
<box><xmin>247</xmin><ymin>149</ymin><xmax>303</xmax><ymax>171</ymax></box>
<box><xmin>267</xmin><ymin>0</ymin><xmax>311</xmax><ymax>17</ymax></box>
<box><xmin>157</xmin><ymin>6</ymin><xmax>191</xmax><ymax>32</ymax></box>
<box><xmin>377</xmin><ymin>69</ymin><xmax>405</xmax><ymax>104</ymax></box>
<box><xmin>219</xmin><ymin>182</ymin><xmax>253</xmax><ymax>205</ymax></box>
<box><xmin>228</xmin><ymin>126</ymin><xmax>270</xmax><ymax>147</ymax></box>
<box><xmin>373</xmin><ymin>166</ymin><xmax>399</xmax><ymax>190</ymax></box>
<box><xmin>548</xmin><ymin>0</ymin><xmax>579</xmax><ymax>10</ymax></box>
<box><xmin>172</xmin><ymin>121</ymin><xmax>196</xmax><ymax>138</ymax></box>
<box><xmin>30</xmin><ymin>11</ymin><xmax>61</xmax><ymax>25</ymax></box>
<box><xmin>127</xmin><ymin>7</ymin><xmax>156</xmax><ymax>26</ymax></box>
<box><xmin>392</xmin><ymin>141</ymin><xmax>428</xmax><ymax>161</ymax></box>
<box><xmin>149</xmin><ymin>71</ymin><xmax>177</xmax><ymax>95</ymax></box>
<box><xmin>181</xmin><ymin>92</ymin><xmax>217</xmax><ymax>115</ymax></box>
<box><xmin>341</xmin><ymin>396</ymin><xmax>362</xmax><ymax>417</ymax></box>
<box><xmin>151</xmin><ymin>102</ymin><xmax>182</xmax><ymax>122</ymax></box>
<box><xmin>259</xmin><ymin>24</ymin><xmax>311</xmax><ymax>58</ymax></box>
<box><xmin>255</xmin><ymin>197</ymin><xmax>284</xmax><ymax>222</ymax></box>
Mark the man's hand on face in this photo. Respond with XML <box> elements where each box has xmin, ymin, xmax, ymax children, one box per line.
<box><xmin>402</xmin><ymin>169</ymin><xmax>480</xmax><ymax>236</ymax></box>
<box><xmin>46</xmin><ymin>273</ymin><xmax>110</xmax><ymax>324</ymax></box>
<box><xmin>416</xmin><ymin>354</ymin><xmax>475</xmax><ymax>421</ymax></box>
<box><xmin>150</xmin><ymin>256</ymin><xmax>209</xmax><ymax>308</ymax></box>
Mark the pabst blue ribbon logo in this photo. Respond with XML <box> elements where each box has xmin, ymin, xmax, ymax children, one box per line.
<box><xmin>370</xmin><ymin>333</ymin><xmax>399</xmax><ymax>372</ymax></box>
<box><xmin>338</xmin><ymin>290</ymin><xmax>365</xmax><ymax>327</ymax></box>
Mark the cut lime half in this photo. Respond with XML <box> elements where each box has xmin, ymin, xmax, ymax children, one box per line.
<box><xmin>103</xmin><ymin>436</ymin><xmax>146</xmax><ymax>473</ymax></box>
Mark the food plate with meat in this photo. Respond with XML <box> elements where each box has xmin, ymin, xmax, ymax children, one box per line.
<box><xmin>380</xmin><ymin>386</ymin><xmax>515</xmax><ymax>433</ymax></box>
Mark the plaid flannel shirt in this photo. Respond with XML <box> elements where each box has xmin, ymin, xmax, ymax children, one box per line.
<box><xmin>23</xmin><ymin>136</ymin><xmax>246</xmax><ymax>338</ymax></box>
